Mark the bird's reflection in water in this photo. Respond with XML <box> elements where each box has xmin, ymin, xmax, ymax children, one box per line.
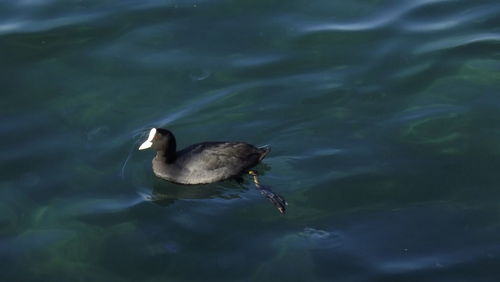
<box><xmin>145</xmin><ymin>163</ymin><xmax>272</xmax><ymax>207</ymax></box>
<box><xmin>146</xmin><ymin>177</ymin><xmax>245</xmax><ymax>207</ymax></box>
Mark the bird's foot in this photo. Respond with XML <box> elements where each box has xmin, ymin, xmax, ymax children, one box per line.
<box><xmin>257</xmin><ymin>185</ymin><xmax>288</xmax><ymax>214</ymax></box>
<box><xmin>248</xmin><ymin>170</ymin><xmax>287</xmax><ymax>214</ymax></box>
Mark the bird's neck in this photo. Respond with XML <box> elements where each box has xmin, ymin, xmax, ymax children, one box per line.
<box><xmin>155</xmin><ymin>150</ymin><xmax>176</xmax><ymax>164</ymax></box>
<box><xmin>156</xmin><ymin>138</ymin><xmax>177</xmax><ymax>163</ymax></box>
<box><xmin>155</xmin><ymin>132</ymin><xmax>177</xmax><ymax>163</ymax></box>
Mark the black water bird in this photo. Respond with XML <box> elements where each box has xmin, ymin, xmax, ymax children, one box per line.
<box><xmin>139</xmin><ymin>128</ymin><xmax>287</xmax><ymax>213</ymax></box>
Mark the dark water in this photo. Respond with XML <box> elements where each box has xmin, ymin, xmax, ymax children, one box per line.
<box><xmin>2</xmin><ymin>0</ymin><xmax>500</xmax><ymax>281</ymax></box>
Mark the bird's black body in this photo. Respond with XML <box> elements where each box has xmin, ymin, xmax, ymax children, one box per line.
<box><xmin>142</xmin><ymin>128</ymin><xmax>270</xmax><ymax>184</ymax></box>
<box><xmin>139</xmin><ymin>128</ymin><xmax>286</xmax><ymax>213</ymax></box>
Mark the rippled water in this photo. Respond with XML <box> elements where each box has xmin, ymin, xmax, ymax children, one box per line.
<box><xmin>2</xmin><ymin>0</ymin><xmax>500</xmax><ymax>281</ymax></box>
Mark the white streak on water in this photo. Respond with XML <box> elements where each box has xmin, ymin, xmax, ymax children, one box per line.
<box><xmin>0</xmin><ymin>15</ymin><xmax>100</xmax><ymax>35</ymax></box>
<box><xmin>0</xmin><ymin>22</ymin><xmax>22</xmax><ymax>33</ymax></box>
<box><xmin>301</xmin><ymin>0</ymin><xmax>455</xmax><ymax>33</ymax></box>
<box><xmin>402</xmin><ymin>4</ymin><xmax>500</xmax><ymax>32</ymax></box>
<box><xmin>414</xmin><ymin>33</ymin><xmax>500</xmax><ymax>54</ymax></box>
<box><xmin>60</xmin><ymin>193</ymin><xmax>150</xmax><ymax>217</ymax></box>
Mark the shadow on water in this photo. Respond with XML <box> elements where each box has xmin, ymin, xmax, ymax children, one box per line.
<box><xmin>145</xmin><ymin>162</ymin><xmax>272</xmax><ymax>207</ymax></box>
<box><xmin>146</xmin><ymin>178</ymin><xmax>245</xmax><ymax>207</ymax></box>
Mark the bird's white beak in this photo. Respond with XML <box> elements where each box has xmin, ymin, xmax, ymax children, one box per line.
<box><xmin>138</xmin><ymin>141</ymin><xmax>152</xmax><ymax>150</ymax></box>
<box><xmin>138</xmin><ymin>128</ymin><xmax>156</xmax><ymax>150</ymax></box>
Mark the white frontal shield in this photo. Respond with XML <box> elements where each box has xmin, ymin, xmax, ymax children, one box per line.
<box><xmin>138</xmin><ymin>128</ymin><xmax>157</xmax><ymax>150</ymax></box>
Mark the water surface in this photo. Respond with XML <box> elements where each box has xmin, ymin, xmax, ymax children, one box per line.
<box><xmin>2</xmin><ymin>0</ymin><xmax>500</xmax><ymax>281</ymax></box>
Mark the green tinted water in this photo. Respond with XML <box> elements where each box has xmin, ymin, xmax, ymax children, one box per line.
<box><xmin>2</xmin><ymin>0</ymin><xmax>500</xmax><ymax>281</ymax></box>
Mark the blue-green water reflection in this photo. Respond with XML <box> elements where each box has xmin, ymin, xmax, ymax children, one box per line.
<box><xmin>2</xmin><ymin>0</ymin><xmax>500</xmax><ymax>281</ymax></box>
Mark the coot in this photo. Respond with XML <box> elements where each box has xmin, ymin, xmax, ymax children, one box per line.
<box><xmin>139</xmin><ymin>128</ymin><xmax>286</xmax><ymax>213</ymax></box>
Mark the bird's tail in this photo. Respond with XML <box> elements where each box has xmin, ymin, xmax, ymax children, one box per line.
<box><xmin>258</xmin><ymin>145</ymin><xmax>271</xmax><ymax>161</ymax></box>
